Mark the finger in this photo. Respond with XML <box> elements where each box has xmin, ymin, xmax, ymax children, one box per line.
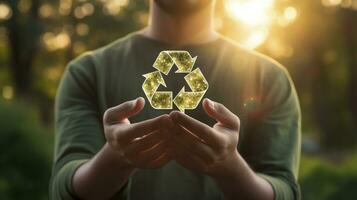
<box><xmin>169</xmin><ymin>111</ymin><xmax>223</xmax><ymax>148</ymax></box>
<box><xmin>164</xmin><ymin>119</ymin><xmax>186</xmax><ymax>155</ymax></box>
<box><xmin>103</xmin><ymin>97</ymin><xmax>145</xmax><ymax>125</ymax></box>
<box><xmin>202</xmin><ymin>98</ymin><xmax>240</xmax><ymax>130</ymax></box>
<box><xmin>145</xmin><ymin>153</ymin><xmax>171</xmax><ymax>169</ymax></box>
<box><xmin>172</xmin><ymin>123</ymin><xmax>215</xmax><ymax>163</ymax></box>
<box><xmin>124</xmin><ymin>130</ymin><xmax>167</xmax><ymax>156</ymax></box>
<box><xmin>127</xmin><ymin>141</ymin><xmax>168</xmax><ymax>167</ymax></box>
<box><xmin>175</xmin><ymin>150</ymin><xmax>208</xmax><ymax>172</ymax></box>
<box><xmin>119</xmin><ymin>114</ymin><xmax>169</xmax><ymax>141</ymax></box>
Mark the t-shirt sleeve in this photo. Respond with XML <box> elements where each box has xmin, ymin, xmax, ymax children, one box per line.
<box><xmin>240</xmin><ymin>62</ymin><xmax>301</xmax><ymax>200</ymax></box>
<box><xmin>50</xmin><ymin>55</ymin><xmax>106</xmax><ymax>199</ymax></box>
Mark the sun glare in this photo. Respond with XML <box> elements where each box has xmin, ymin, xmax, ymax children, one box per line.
<box><xmin>224</xmin><ymin>0</ymin><xmax>275</xmax><ymax>49</ymax></box>
<box><xmin>225</xmin><ymin>0</ymin><xmax>274</xmax><ymax>27</ymax></box>
<box><xmin>242</xmin><ymin>28</ymin><xmax>269</xmax><ymax>49</ymax></box>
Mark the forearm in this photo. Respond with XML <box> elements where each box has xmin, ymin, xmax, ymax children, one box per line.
<box><xmin>210</xmin><ymin>151</ymin><xmax>274</xmax><ymax>200</ymax></box>
<box><xmin>73</xmin><ymin>143</ymin><xmax>136</xmax><ymax>200</ymax></box>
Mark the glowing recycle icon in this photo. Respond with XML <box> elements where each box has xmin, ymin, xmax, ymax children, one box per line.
<box><xmin>142</xmin><ymin>51</ymin><xmax>209</xmax><ymax>113</ymax></box>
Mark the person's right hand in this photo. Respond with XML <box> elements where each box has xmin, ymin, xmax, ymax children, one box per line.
<box><xmin>103</xmin><ymin>97</ymin><xmax>171</xmax><ymax>169</ymax></box>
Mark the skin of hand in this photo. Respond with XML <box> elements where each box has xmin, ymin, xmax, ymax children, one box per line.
<box><xmin>73</xmin><ymin>97</ymin><xmax>273</xmax><ymax>200</ymax></box>
<box><xmin>103</xmin><ymin>97</ymin><xmax>173</xmax><ymax>169</ymax></box>
<box><xmin>73</xmin><ymin>97</ymin><xmax>174</xmax><ymax>199</ymax></box>
<box><xmin>166</xmin><ymin>98</ymin><xmax>274</xmax><ymax>200</ymax></box>
<box><xmin>167</xmin><ymin>98</ymin><xmax>240</xmax><ymax>176</ymax></box>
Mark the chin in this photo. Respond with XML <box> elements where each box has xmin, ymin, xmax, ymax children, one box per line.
<box><xmin>154</xmin><ymin>0</ymin><xmax>213</xmax><ymax>16</ymax></box>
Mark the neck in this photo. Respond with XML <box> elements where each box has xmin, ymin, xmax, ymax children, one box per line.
<box><xmin>140</xmin><ymin>1</ymin><xmax>218</xmax><ymax>46</ymax></box>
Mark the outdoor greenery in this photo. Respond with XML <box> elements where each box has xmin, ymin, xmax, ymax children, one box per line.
<box><xmin>300</xmin><ymin>154</ymin><xmax>357</xmax><ymax>199</ymax></box>
<box><xmin>0</xmin><ymin>0</ymin><xmax>356</xmax><ymax>199</ymax></box>
<box><xmin>0</xmin><ymin>100</ymin><xmax>52</xmax><ymax>200</ymax></box>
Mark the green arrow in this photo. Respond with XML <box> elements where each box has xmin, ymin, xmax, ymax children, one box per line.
<box><xmin>168</xmin><ymin>51</ymin><xmax>197</xmax><ymax>73</ymax></box>
<box><xmin>142</xmin><ymin>71</ymin><xmax>166</xmax><ymax>100</ymax></box>
<box><xmin>173</xmin><ymin>87</ymin><xmax>205</xmax><ymax>113</ymax></box>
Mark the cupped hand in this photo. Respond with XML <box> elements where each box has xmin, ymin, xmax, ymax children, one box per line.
<box><xmin>168</xmin><ymin>98</ymin><xmax>240</xmax><ymax>176</ymax></box>
<box><xmin>103</xmin><ymin>97</ymin><xmax>172</xmax><ymax>169</ymax></box>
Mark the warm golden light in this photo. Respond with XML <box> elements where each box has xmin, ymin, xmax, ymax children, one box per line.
<box><xmin>322</xmin><ymin>0</ymin><xmax>357</xmax><ymax>10</ymax></box>
<box><xmin>266</xmin><ymin>37</ymin><xmax>294</xmax><ymax>58</ymax></box>
<box><xmin>242</xmin><ymin>29</ymin><xmax>269</xmax><ymax>49</ymax></box>
<box><xmin>59</xmin><ymin>0</ymin><xmax>72</xmax><ymax>16</ymax></box>
<box><xmin>284</xmin><ymin>7</ymin><xmax>297</xmax><ymax>22</ymax></box>
<box><xmin>224</xmin><ymin>0</ymin><xmax>275</xmax><ymax>49</ymax></box>
<box><xmin>73</xmin><ymin>41</ymin><xmax>86</xmax><ymax>55</ymax></box>
<box><xmin>2</xmin><ymin>86</ymin><xmax>14</xmax><ymax>100</ymax></box>
<box><xmin>322</xmin><ymin>0</ymin><xmax>343</xmax><ymax>6</ymax></box>
<box><xmin>82</xmin><ymin>3</ymin><xmax>95</xmax><ymax>16</ymax></box>
<box><xmin>76</xmin><ymin>23</ymin><xmax>90</xmax><ymax>36</ymax></box>
<box><xmin>278</xmin><ymin>6</ymin><xmax>298</xmax><ymax>27</ymax></box>
<box><xmin>39</xmin><ymin>4</ymin><xmax>55</xmax><ymax>18</ymax></box>
<box><xmin>225</xmin><ymin>0</ymin><xmax>274</xmax><ymax>27</ymax></box>
<box><xmin>0</xmin><ymin>3</ymin><xmax>12</xmax><ymax>20</ymax></box>
<box><xmin>103</xmin><ymin>0</ymin><xmax>129</xmax><ymax>16</ymax></box>
<box><xmin>42</xmin><ymin>31</ymin><xmax>71</xmax><ymax>51</ymax></box>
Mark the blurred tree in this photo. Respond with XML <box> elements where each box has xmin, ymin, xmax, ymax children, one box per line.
<box><xmin>5</xmin><ymin>0</ymin><xmax>41</xmax><ymax>96</ymax></box>
<box><xmin>340</xmin><ymin>9</ymin><xmax>357</xmax><ymax>127</ymax></box>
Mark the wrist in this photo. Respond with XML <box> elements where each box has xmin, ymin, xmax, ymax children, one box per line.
<box><xmin>209</xmin><ymin>150</ymin><xmax>244</xmax><ymax>180</ymax></box>
<box><xmin>73</xmin><ymin>143</ymin><xmax>137</xmax><ymax>199</ymax></box>
<box><xmin>94</xmin><ymin>143</ymin><xmax>136</xmax><ymax>172</ymax></box>
<box><xmin>209</xmin><ymin>150</ymin><xmax>274</xmax><ymax>200</ymax></box>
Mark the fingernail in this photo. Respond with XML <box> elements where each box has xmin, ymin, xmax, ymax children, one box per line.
<box><xmin>206</xmin><ymin>99</ymin><xmax>215</xmax><ymax>110</ymax></box>
<box><xmin>130</xmin><ymin>98</ymin><xmax>139</xmax><ymax>107</ymax></box>
<box><xmin>169</xmin><ymin>111</ymin><xmax>179</xmax><ymax>118</ymax></box>
<box><xmin>136</xmin><ymin>97</ymin><xmax>143</xmax><ymax>102</ymax></box>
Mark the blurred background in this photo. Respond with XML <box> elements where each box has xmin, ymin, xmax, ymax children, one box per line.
<box><xmin>0</xmin><ymin>0</ymin><xmax>356</xmax><ymax>199</ymax></box>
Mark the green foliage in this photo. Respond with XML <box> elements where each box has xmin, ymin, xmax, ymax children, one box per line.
<box><xmin>300</xmin><ymin>154</ymin><xmax>357</xmax><ymax>200</ymax></box>
<box><xmin>0</xmin><ymin>100</ymin><xmax>53</xmax><ymax>200</ymax></box>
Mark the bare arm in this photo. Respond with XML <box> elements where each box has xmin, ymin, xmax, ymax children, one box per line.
<box><xmin>73</xmin><ymin>97</ymin><xmax>171</xmax><ymax>199</ymax></box>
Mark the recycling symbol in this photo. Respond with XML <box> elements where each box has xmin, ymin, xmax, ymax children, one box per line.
<box><xmin>142</xmin><ymin>51</ymin><xmax>209</xmax><ymax>113</ymax></box>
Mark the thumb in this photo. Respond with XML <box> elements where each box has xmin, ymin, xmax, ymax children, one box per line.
<box><xmin>202</xmin><ymin>98</ymin><xmax>240</xmax><ymax>130</ymax></box>
<box><xmin>103</xmin><ymin>97</ymin><xmax>145</xmax><ymax>125</ymax></box>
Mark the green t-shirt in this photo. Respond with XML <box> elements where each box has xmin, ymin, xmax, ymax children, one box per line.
<box><xmin>50</xmin><ymin>32</ymin><xmax>301</xmax><ymax>200</ymax></box>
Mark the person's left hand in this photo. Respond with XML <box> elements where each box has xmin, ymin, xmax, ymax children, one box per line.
<box><xmin>167</xmin><ymin>98</ymin><xmax>240</xmax><ymax>176</ymax></box>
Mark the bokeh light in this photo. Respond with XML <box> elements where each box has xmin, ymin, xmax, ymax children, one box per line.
<box><xmin>39</xmin><ymin>3</ymin><xmax>55</xmax><ymax>18</ymax></box>
<box><xmin>59</xmin><ymin>0</ymin><xmax>72</xmax><ymax>16</ymax></box>
<box><xmin>18</xmin><ymin>0</ymin><xmax>32</xmax><ymax>14</ymax></box>
<box><xmin>322</xmin><ymin>0</ymin><xmax>357</xmax><ymax>9</ymax></box>
<box><xmin>0</xmin><ymin>3</ymin><xmax>12</xmax><ymax>21</ymax></box>
<box><xmin>2</xmin><ymin>86</ymin><xmax>14</xmax><ymax>100</ymax></box>
<box><xmin>102</xmin><ymin>0</ymin><xmax>129</xmax><ymax>16</ymax></box>
<box><xmin>42</xmin><ymin>32</ymin><xmax>71</xmax><ymax>51</ymax></box>
<box><xmin>76</xmin><ymin>23</ymin><xmax>90</xmax><ymax>36</ymax></box>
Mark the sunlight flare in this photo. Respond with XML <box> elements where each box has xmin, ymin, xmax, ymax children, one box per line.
<box><xmin>224</xmin><ymin>0</ymin><xmax>275</xmax><ymax>49</ymax></box>
<box><xmin>224</xmin><ymin>0</ymin><xmax>275</xmax><ymax>27</ymax></box>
